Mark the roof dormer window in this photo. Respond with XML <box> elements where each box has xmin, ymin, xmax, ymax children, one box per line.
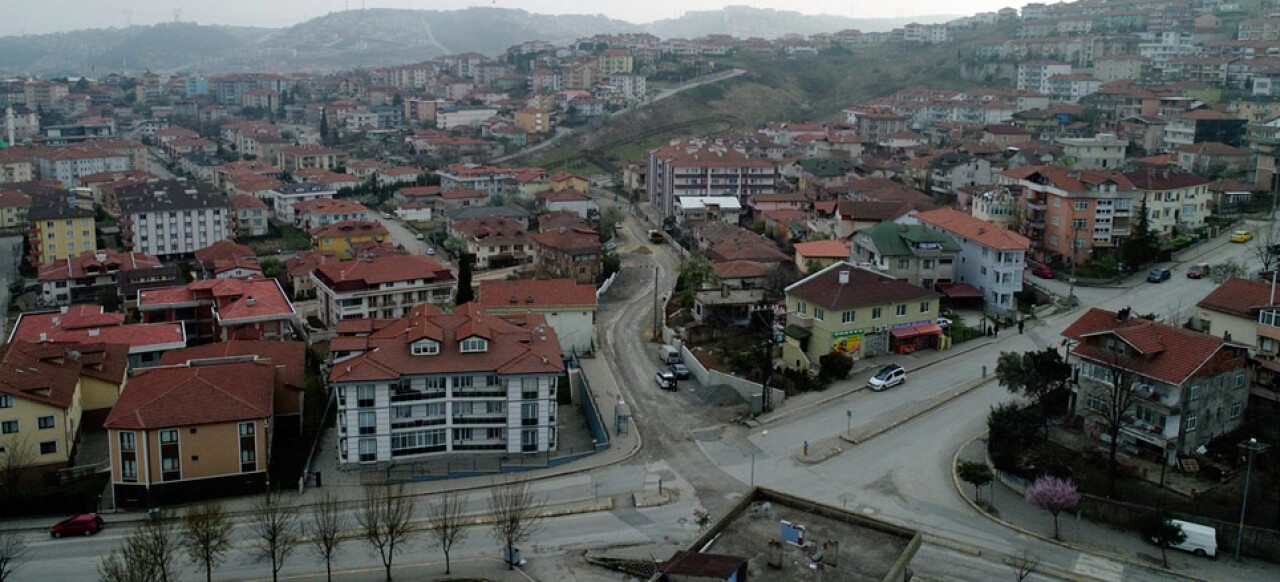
<box><xmin>411</xmin><ymin>339</ymin><xmax>439</xmax><ymax>356</ymax></box>
<box><xmin>460</xmin><ymin>337</ymin><xmax>488</xmax><ymax>353</ymax></box>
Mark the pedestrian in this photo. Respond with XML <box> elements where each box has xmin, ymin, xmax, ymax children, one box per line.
<box><xmin>1018</xmin><ymin>319</ymin><xmax>1025</xmax><ymax>334</ymax></box>
<box><xmin>994</xmin><ymin>323</ymin><xmax>1000</xmax><ymax>337</ymax></box>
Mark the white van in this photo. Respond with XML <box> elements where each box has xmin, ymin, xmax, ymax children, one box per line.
<box><xmin>658</xmin><ymin>345</ymin><xmax>681</xmax><ymax>364</ymax></box>
<box><xmin>1166</xmin><ymin>519</ymin><xmax>1217</xmax><ymax>558</ymax></box>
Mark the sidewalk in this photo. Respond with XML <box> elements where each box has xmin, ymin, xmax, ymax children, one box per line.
<box><xmin>0</xmin><ymin>358</ymin><xmax>642</xmax><ymax>532</ymax></box>
<box><xmin>953</xmin><ymin>434</ymin><xmax>1280</xmax><ymax>582</ymax></box>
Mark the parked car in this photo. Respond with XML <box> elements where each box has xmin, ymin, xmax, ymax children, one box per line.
<box><xmin>1230</xmin><ymin>229</ymin><xmax>1253</xmax><ymax>243</ymax></box>
<box><xmin>50</xmin><ymin>514</ymin><xmax>104</xmax><ymax>538</ymax></box>
<box><xmin>659</xmin><ymin>345</ymin><xmax>681</xmax><ymax>364</ymax></box>
<box><xmin>936</xmin><ymin>317</ymin><xmax>953</xmax><ymax>330</ymax></box>
<box><xmin>670</xmin><ymin>363</ymin><xmax>690</xmax><ymax>379</ymax></box>
<box><xmin>868</xmin><ymin>364</ymin><xmax>906</xmax><ymax>391</ymax></box>
<box><xmin>1032</xmin><ymin>265</ymin><xmax>1056</xmax><ymax>279</ymax></box>
<box><xmin>1147</xmin><ymin>267</ymin><xmax>1171</xmax><ymax>283</ymax></box>
<box><xmin>1153</xmin><ymin>519</ymin><xmax>1217</xmax><ymax>558</ymax></box>
<box><xmin>1187</xmin><ymin>263</ymin><xmax>1211</xmax><ymax>279</ymax></box>
<box><xmin>426</xmin><ymin>246</ymin><xmax>436</xmax><ymax>255</ymax></box>
<box><xmin>655</xmin><ymin>370</ymin><xmax>677</xmax><ymax>391</ymax></box>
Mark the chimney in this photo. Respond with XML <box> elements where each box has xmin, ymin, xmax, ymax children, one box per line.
<box><xmin>978</xmin><ymin>227</ymin><xmax>986</xmax><ymax>235</ymax></box>
<box><xmin>39</xmin><ymin>332</ymin><xmax>47</xmax><ymax>341</ymax></box>
<box><xmin>246</xmin><ymin>296</ymin><xmax>256</xmax><ymax>306</ymax></box>
<box><xmin>88</xmin><ymin>329</ymin><xmax>99</xmax><ymax>337</ymax></box>
<box><xmin>838</xmin><ymin>270</ymin><xmax>850</xmax><ymax>285</ymax></box>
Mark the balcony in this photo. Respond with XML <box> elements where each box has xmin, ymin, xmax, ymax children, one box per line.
<box><xmin>1025</xmin><ymin>200</ymin><xmax>1046</xmax><ymax>211</ymax></box>
<box><xmin>453</xmin><ymin>388</ymin><xmax>507</xmax><ymax>398</ymax></box>
<box><xmin>451</xmin><ymin>415</ymin><xmax>508</xmax><ymax>425</ymax></box>
<box><xmin>786</xmin><ymin>312</ymin><xmax>813</xmax><ymax>329</ymax></box>
<box><xmin>391</xmin><ymin>417</ymin><xmax>446</xmax><ymax>430</ymax></box>
<box><xmin>390</xmin><ymin>390</ymin><xmax>445</xmax><ymax>403</ymax></box>
<box><xmin>453</xmin><ymin>442</ymin><xmax>507</xmax><ymax>451</ymax></box>
<box><xmin>390</xmin><ymin>444</ymin><xmax>446</xmax><ymax>457</ymax></box>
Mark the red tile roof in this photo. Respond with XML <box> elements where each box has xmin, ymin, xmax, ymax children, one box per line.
<box><xmin>537</xmin><ymin>188</ymin><xmax>591</xmax><ymax>203</ymax></box>
<box><xmin>38</xmin><ymin>249</ymin><xmax>162</xmax><ymax>282</ymax></box>
<box><xmin>293</xmin><ymin>198</ymin><xmax>370</xmax><ymax>216</ymax></box>
<box><xmin>139</xmin><ymin>278</ymin><xmax>294</xmax><ymax>323</ymax></box>
<box><xmin>10</xmin><ymin>306</ymin><xmax>186</xmax><ymax>353</ymax></box>
<box><xmin>440</xmin><ymin>188</ymin><xmax>488</xmax><ymax>200</ymax></box>
<box><xmin>794</xmin><ymin>240</ymin><xmax>851</xmax><ymax>259</ymax></box>
<box><xmin>314</xmin><ymin>255</ymin><xmax>454</xmax><ymax>288</ymax></box>
<box><xmin>787</xmin><ymin>262</ymin><xmax>938</xmax><ymax>309</ymax></box>
<box><xmin>105</xmin><ymin>360</ymin><xmax>275</xmax><ymax>429</ymax></box>
<box><xmin>310</xmin><ymin>220</ymin><xmax>388</xmax><ymax>239</ymax></box>
<box><xmin>399</xmin><ymin>185</ymin><xmax>442</xmax><ymax>198</ymax></box>
<box><xmin>913</xmin><ymin>208</ymin><xmax>1030</xmax><ymax>251</ymax></box>
<box><xmin>1062</xmin><ymin>307</ymin><xmax>1242</xmax><ymax>386</ymax></box>
<box><xmin>194</xmin><ymin>240</ymin><xmax>261</xmax><ymax>277</ymax></box>
<box><xmin>0</xmin><ymin>341</ymin><xmax>128</xmax><ymax>408</ymax></box>
<box><xmin>0</xmin><ymin>190</ymin><xmax>32</xmax><ymax>209</ymax></box>
<box><xmin>159</xmin><ymin>340</ymin><xmax>305</xmax><ymax>392</ymax></box>
<box><xmin>329</xmin><ymin>308</ymin><xmax>564</xmax><ymax>383</ymax></box>
<box><xmin>1196</xmin><ymin>277</ymin><xmax>1275</xmax><ymax>318</ymax></box>
<box><xmin>713</xmin><ymin>260</ymin><xmax>771</xmax><ymax>279</ymax></box>
<box><xmin>477</xmin><ymin>279</ymin><xmax>597</xmax><ymax>309</ymax></box>
<box><xmin>531</xmin><ymin>227</ymin><xmax>600</xmax><ymax>253</ymax></box>
<box><xmin>229</xmin><ymin>194</ymin><xmax>267</xmax><ymax>210</ymax></box>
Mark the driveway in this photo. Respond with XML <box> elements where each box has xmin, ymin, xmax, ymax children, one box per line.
<box><xmin>375</xmin><ymin>215</ymin><xmax>430</xmax><ymax>255</ymax></box>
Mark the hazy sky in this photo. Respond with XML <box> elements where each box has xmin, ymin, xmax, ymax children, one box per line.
<box><xmin>5</xmin><ymin>0</ymin><xmax>1020</xmax><ymax>35</ymax></box>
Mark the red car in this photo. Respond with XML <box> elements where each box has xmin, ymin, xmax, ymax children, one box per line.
<box><xmin>50</xmin><ymin>513</ymin><xmax>104</xmax><ymax>538</ymax></box>
<box><xmin>1032</xmin><ymin>265</ymin><xmax>1056</xmax><ymax>279</ymax></box>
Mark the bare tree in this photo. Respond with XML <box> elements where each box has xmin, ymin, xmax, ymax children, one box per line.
<box><xmin>426</xmin><ymin>492</ymin><xmax>470</xmax><ymax>575</ymax></box>
<box><xmin>99</xmin><ymin>512</ymin><xmax>183</xmax><ymax>582</ymax></box>
<box><xmin>307</xmin><ymin>490</ymin><xmax>347</xmax><ymax>582</ymax></box>
<box><xmin>0</xmin><ymin>531</ymin><xmax>27</xmax><ymax>582</ymax></box>
<box><xmin>181</xmin><ymin>502</ymin><xmax>234</xmax><ymax>582</ymax></box>
<box><xmin>250</xmin><ymin>492</ymin><xmax>299</xmax><ymax>582</ymax></box>
<box><xmin>1096</xmin><ymin>348</ymin><xmax>1140</xmax><ymax>498</ymax></box>
<box><xmin>1251</xmin><ymin>224</ymin><xmax>1280</xmax><ymax>273</ymax></box>
<box><xmin>0</xmin><ymin>435</ymin><xmax>34</xmax><ymax>499</ymax></box>
<box><xmin>488</xmin><ymin>481</ymin><xmax>545</xmax><ymax>570</ymax></box>
<box><xmin>1008</xmin><ymin>549</ymin><xmax>1039</xmax><ymax>582</ymax></box>
<box><xmin>357</xmin><ymin>484</ymin><xmax>418</xmax><ymax>581</ymax></box>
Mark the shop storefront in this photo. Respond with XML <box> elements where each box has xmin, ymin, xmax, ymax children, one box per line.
<box><xmin>889</xmin><ymin>322</ymin><xmax>943</xmax><ymax>354</ymax></box>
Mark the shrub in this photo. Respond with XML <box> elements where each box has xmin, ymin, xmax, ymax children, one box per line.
<box><xmin>818</xmin><ymin>352</ymin><xmax>853</xmax><ymax>382</ymax></box>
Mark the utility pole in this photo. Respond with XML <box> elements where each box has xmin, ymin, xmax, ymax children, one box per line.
<box><xmin>652</xmin><ymin>265</ymin><xmax>660</xmax><ymax>341</ymax></box>
<box><xmin>1235</xmin><ymin>438</ymin><xmax>1269</xmax><ymax>560</ymax></box>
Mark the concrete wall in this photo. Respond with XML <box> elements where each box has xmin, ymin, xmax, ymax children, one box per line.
<box><xmin>679</xmin><ymin>343</ymin><xmax>785</xmax><ymax>408</ymax></box>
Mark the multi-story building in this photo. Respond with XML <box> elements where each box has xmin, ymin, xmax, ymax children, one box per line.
<box><xmin>0</xmin><ymin>149</ymin><xmax>35</xmax><ymax>184</ymax></box>
<box><xmin>311</xmin><ymin>220</ymin><xmax>390</xmax><ymax>259</ymax></box>
<box><xmin>0</xmin><ymin>189</ymin><xmax>31</xmax><ymax>229</ymax></box>
<box><xmin>1046</xmin><ymin>74</ymin><xmax>1101</xmax><ymax>103</ymax></box>
<box><xmin>1093</xmin><ymin>55</ymin><xmax>1147</xmax><ymax>82</ymax></box>
<box><xmin>193</xmin><ymin>240</ymin><xmax>262</xmax><ymax>280</ymax></box>
<box><xmin>911</xmin><ymin>208</ymin><xmax>1030</xmax><ymax>317</ymax></box>
<box><xmin>106</xmin><ymin>358</ymin><xmax>275</xmax><ymax>507</ymax></box>
<box><xmin>1238</xmin><ymin>18</ymin><xmax>1280</xmax><ymax>41</ymax></box>
<box><xmin>0</xmin><ymin>341</ymin><xmax>127</xmax><ymax>483</ymax></box>
<box><xmin>138</xmin><ymin>277</ymin><xmax>296</xmax><ymax>343</ymax></box>
<box><xmin>271</xmin><ymin>183</ymin><xmax>336</xmax><ymax>224</ymax></box>
<box><xmin>328</xmin><ymin>303</ymin><xmax>564</xmax><ymax>466</ymax></box>
<box><xmin>293</xmin><ymin>198</ymin><xmax>370</xmax><ymax>230</ymax></box>
<box><xmin>228</xmin><ymin>194</ymin><xmax>268</xmax><ymax>238</ymax></box>
<box><xmin>850</xmin><ymin>222</ymin><xmax>959</xmax><ymax>289</ymax></box>
<box><xmin>514</xmin><ymin>109</ymin><xmax>552</xmax><ymax>135</ymax></box>
<box><xmin>312</xmin><ymin>255</ymin><xmax>456</xmax><ymax>326</ymax></box>
<box><xmin>782</xmin><ymin>262</ymin><xmax>941</xmax><ymax>368</ymax></box>
<box><xmin>1059</xmin><ymin>133</ymin><xmax>1128</xmax><ymax>170</ymax></box>
<box><xmin>1249</xmin><ymin>115</ymin><xmax>1280</xmax><ymax>189</ymax></box>
<box><xmin>1064</xmin><ymin>307</ymin><xmax>1250</xmax><ymax>463</ymax></box>
<box><xmin>1123</xmin><ymin>169</ymin><xmax>1212</xmax><ymax>237</ymax></box>
<box><xmin>1001</xmin><ymin>165</ymin><xmax>1138</xmax><ymax>263</ymax></box>
<box><xmin>531</xmin><ymin>226</ymin><xmax>603</xmax><ymax>285</ymax></box>
<box><xmin>436</xmin><ymin>165</ymin><xmax>517</xmax><ymax>197</ymax></box>
<box><xmin>596</xmin><ymin>48</ymin><xmax>634</xmax><ymax>74</ymax></box>
<box><xmin>449</xmin><ymin>217</ymin><xmax>532</xmax><ymax>270</ymax></box>
<box><xmin>28</xmin><ymin>194</ymin><xmax>96</xmax><ymax>265</ymax></box>
<box><xmin>38</xmin><ymin>249</ymin><xmax>162</xmax><ymax>306</ymax></box>
<box><xmin>275</xmin><ymin>144</ymin><xmax>344</xmax><ymax>172</ymax></box>
<box><xmin>9</xmin><ymin>304</ymin><xmax>187</xmax><ymax>368</ymax></box>
<box><xmin>1194</xmin><ymin>277</ymin><xmax>1277</xmax><ymax>351</ymax></box>
<box><xmin>1017</xmin><ymin>61</ymin><xmax>1073</xmax><ymax>93</ymax></box>
<box><xmin>1161</xmin><ymin>110</ymin><xmax>1247</xmax><ymax>150</ymax></box>
<box><xmin>116</xmin><ymin>180</ymin><xmax>231</xmax><ymax>259</ymax></box>
<box><xmin>970</xmin><ymin>185</ymin><xmax>1021</xmax><ymax>228</ymax></box>
<box><xmin>22</xmin><ymin>81</ymin><xmax>68</xmax><ymax>111</ymax></box>
<box><xmin>31</xmin><ymin>145</ymin><xmax>130</xmax><ymax>188</ymax></box>
<box><xmin>841</xmin><ymin>108</ymin><xmax>909</xmax><ymax>142</ymax></box>
<box><xmin>645</xmin><ymin>139</ymin><xmax>777</xmax><ymax>218</ymax></box>
<box><xmin>476</xmin><ymin>279</ymin><xmax>598</xmax><ymax>355</ymax></box>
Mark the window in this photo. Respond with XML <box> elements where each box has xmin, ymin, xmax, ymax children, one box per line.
<box><xmin>872</xmin><ymin>307</ymin><xmax>883</xmax><ymax>319</ymax></box>
<box><xmin>895</xmin><ymin>305</ymin><xmax>907</xmax><ymax>316</ymax></box>
<box><xmin>239</xmin><ymin>423</ymin><xmax>255</xmax><ymax>437</ymax></box>
<box><xmin>1236</xmin><ymin>373</ymin><xmax>1245</xmax><ymax>389</ymax></box>
<box><xmin>1189</xmin><ymin>385</ymin><xmax>1200</xmax><ymax>401</ymax></box>
<box><xmin>37</xmin><ymin>416</ymin><xmax>54</xmax><ymax>429</ymax></box>
<box><xmin>1073</xmin><ymin>218</ymin><xmax>1087</xmax><ymax>229</ymax></box>
<box><xmin>240</xmin><ymin>422</ymin><xmax>258</xmax><ymax>471</ymax></box>
<box><xmin>814</xmin><ymin>308</ymin><xmax>825</xmax><ymax>321</ymax></box>
<box><xmin>1051</xmin><ymin>216</ymin><xmax>1060</xmax><ymax>226</ymax></box>
<box><xmin>121</xmin><ymin>458</ymin><xmax>137</xmax><ymax>481</ymax></box>
<box><xmin>842</xmin><ymin>311</ymin><xmax>856</xmax><ymax>324</ymax></box>
<box><xmin>920</xmin><ymin>301</ymin><xmax>930</xmax><ymax>313</ymax></box>
<box><xmin>1185</xmin><ymin>413</ymin><xmax>1198</xmax><ymax>432</ymax></box>
<box><xmin>1230</xmin><ymin>401</ymin><xmax>1244</xmax><ymax>419</ymax></box>
<box><xmin>159</xmin><ymin>429</ymin><xmax>178</xmax><ymax>444</ymax></box>
<box><xmin>3</xmin><ymin>420</ymin><xmax>20</xmax><ymax>434</ymax></box>
<box><xmin>0</xmin><ymin>395</ymin><xmax>12</xmax><ymax>408</ymax></box>
<box><xmin>922</xmin><ymin>259</ymin><xmax>935</xmax><ymax>269</ymax></box>
<box><xmin>522</xmin><ymin>378</ymin><xmax>539</xmax><ymax>399</ymax></box>
<box><xmin>357</xmin><ymin>385</ymin><xmax>375</xmax><ymax>408</ymax></box>
<box><xmin>460</xmin><ymin>337</ymin><xmax>488</xmax><ymax>352</ymax></box>
<box><xmin>453</xmin><ymin>376</ymin><xmax>474</xmax><ymax>389</ymax></box>
<box><xmin>1053</xmin><ymin>198</ymin><xmax>1061</xmax><ymax>207</ymax></box>
<box><xmin>411</xmin><ymin>340</ymin><xmax>439</xmax><ymax>355</ymax></box>
<box><xmin>796</xmin><ymin>301</ymin><xmax>807</xmax><ymax>315</ymax></box>
<box><xmin>897</xmin><ymin>258</ymin><xmax>910</xmax><ymax>269</ymax></box>
<box><xmin>1049</xmin><ymin>235</ymin><xmax>1058</xmax><ymax>245</ymax></box>
<box><xmin>1075</xmin><ymin>201</ymin><xmax>1088</xmax><ymax>210</ymax></box>
<box><xmin>39</xmin><ymin>441</ymin><xmax>57</xmax><ymax>455</ymax></box>
<box><xmin>358</xmin><ymin>412</ymin><xmax>377</xmax><ymax>435</ymax></box>
<box><xmin>119</xmin><ymin>432</ymin><xmax>135</xmax><ymax>452</ymax></box>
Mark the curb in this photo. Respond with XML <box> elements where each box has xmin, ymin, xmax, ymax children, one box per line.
<box><xmin>759</xmin><ymin>337</ymin><xmax>1000</xmax><ymax>428</ymax></box>
<box><xmin>949</xmin><ymin>431</ymin><xmax>1209</xmax><ymax>582</ymax></box>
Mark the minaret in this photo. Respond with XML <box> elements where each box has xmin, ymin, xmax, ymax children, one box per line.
<box><xmin>4</xmin><ymin>103</ymin><xmax>14</xmax><ymax>147</ymax></box>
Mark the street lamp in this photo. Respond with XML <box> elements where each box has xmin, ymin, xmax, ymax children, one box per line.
<box><xmin>846</xmin><ymin>409</ymin><xmax>853</xmax><ymax>437</ymax></box>
<box><xmin>750</xmin><ymin>430</ymin><xmax>768</xmax><ymax>488</ymax></box>
<box><xmin>1235</xmin><ymin>438</ymin><xmax>1269</xmax><ymax>561</ymax></box>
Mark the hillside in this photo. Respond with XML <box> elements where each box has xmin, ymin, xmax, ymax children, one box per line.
<box><xmin>0</xmin><ymin>23</ymin><xmax>268</xmax><ymax>76</ymax></box>
<box><xmin>645</xmin><ymin>5</ymin><xmax>957</xmax><ymax>38</ymax></box>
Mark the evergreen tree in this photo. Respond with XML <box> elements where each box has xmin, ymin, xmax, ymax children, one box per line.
<box><xmin>319</xmin><ymin>109</ymin><xmax>329</xmax><ymax>146</ymax></box>
<box><xmin>1120</xmin><ymin>202</ymin><xmax>1159</xmax><ymax>270</ymax></box>
<box><xmin>455</xmin><ymin>254</ymin><xmax>474</xmax><ymax>306</ymax></box>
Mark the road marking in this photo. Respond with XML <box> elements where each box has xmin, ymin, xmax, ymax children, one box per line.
<box><xmin>1072</xmin><ymin>553</ymin><xmax>1124</xmax><ymax>582</ymax></box>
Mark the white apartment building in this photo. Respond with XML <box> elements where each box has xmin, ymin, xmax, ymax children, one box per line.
<box><xmin>1059</xmin><ymin>133</ymin><xmax>1129</xmax><ymax>170</ymax></box>
<box><xmin>328</xmin><ymin>306</ymin><xmax>564</xmax><ymax>466</ymax></box>
<box><xmin>115</xmin><ymin>180</ymin><xmax>231</xmax><ymax>259</ymax></box>
<box><xmin>34</xmin><ymin>147</ymin><xmax>130</xmax><ymax>188</ymax></box>
<box><xmin>271</xmin><ymin>182</ymin><xmax>336</xmax><ymax>224</ymax></box>
<box><xmin>911</xmin><ymin>208</ymin><xmax>1030</xmax><ymax>318</ymax></box>
<box><xmin>1017</xmin><ymin>61</ymin><xmax>1073</xmax><ymax>93</ymax></box>
<box><xmin>645</xmin><ymin>139</ymin><xmax>777</xmax><ymax>218</ymax></box>
<box><xmin>1124</xmin><ymin>169</ymin><xmax>1213</xmax><ymax>236</ymax></box>
<box><xmin>436</xmin><ymin>108</ymin><xmax>499</xmax><ymax>130</ymax></box>
<box><xmin>312</xmin><ymin>255</ymin><xmax>456</xmax><ymax>326</ymax></box>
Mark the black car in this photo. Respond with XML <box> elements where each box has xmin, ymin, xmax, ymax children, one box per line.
<box><xmin>670</xmin><ymin>363</ymin><xmax>690</xmax><ymax>379</ymax></box>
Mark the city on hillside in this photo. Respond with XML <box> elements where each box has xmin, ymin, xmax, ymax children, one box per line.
<box><xmin>4</xmin><ymin>1</ymin><xmax>1280</xmax><ymax>581</ymax></box>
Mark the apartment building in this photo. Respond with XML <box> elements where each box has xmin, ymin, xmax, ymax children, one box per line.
<box><xmin>328</xmin><ymin>304</ymin><xmax>564</xmax><ymax>466</ymax></box>
<box><xmin>271</xmin><ymin>182</ymin><xmax>336</xmax><ymax>224</ymax></box>
<box><xmin>1017</xmin><ymin>61</ymin><xmax>1073</xmax><ymax>93</ymax></box>
<box><xmin>437</xmin><ymin>165</ymin><xmax>517</xmax><ymax>197</ymax></box>
<box><xmin>32</xmin><ymin>145</ymin><xmax>130</xmax><ymax>188</ymax></box>
<box><xmin>293</xmin><ymin>198</ymin><xmax>370</xmax><ymax>230</ymax></box>
<box><xmin>106</xmin><ymin>358</ymin><xmax>275</xmax><ymax>507</ymax></box>
<box><xmin>1064</xmin><ymin>308</ymin><xmax>1250</xmax><ymax>463</ymax></box>
<box><xmin>1059</xmin><ymin>133</ymin><xmax>1129</xmax><ymax>170</ymax></box>
<box><xmin>1161</xmin><ymin>109</ymin><xmax>1247</xmax><ymax>150</ymax></box>
<box><xmin>38</xmin><ymin>249</ymin><xmax>162</xmax><ymax>306</ymax></box>
<box><xmin>849</xmin><ymin>222</ymin><xmax>959</xmax><ymax>289</ymax></box>
<box><xmin>311</xmin><ymin>220</ymin><xmax>390</xmax><ymax>259</ymax></box>
<box><xmin>312</xmin><ymin>255</ymin><xmax>456</xmax><ymax>326</ymax></box>
<box><xmin>531</xmin><ymin>227</ymin><xmax>603</xmax><ymax>285</ymax></box>
<box><xmin>1001</xmin><ymin>165</ymin><xmax>1138</xmax><ymax>263</ymax></box>
<box><xmin>477</xmin><ymin>279</ymin><xmax>597</xmax><ymax>355</ymax></box>
<box><xmin>28</xmin><ymin>194</ymin><xmax>96</xmax><ymax>265</ymax></box>
<box><xmin>138</xmin><ymin>278</ymin><xmax>296</xmax><ymax>343</ymax></box>
<box><xmin>275</xmin><ymin>144</ymin><xmax>344</xmax><ymax>172</ymax></box>
<box><xmin>228</xmin><ymin>194</ymin><xmax>268</xmax><ymax>238</ymax></box>
<box><xmin>9</xmin><ymin>305</ymin><xmax>187</xmax><ymax>369</ymax></box>
<box><xmin>116</xmin><ymin>180</ymin><xmax>231</xmax><ymax>259</ymax></box>
<box><xmin>449</xmin><ymin>217</ymin><xmax>532</xmax><ymax>270</ymax></box>
<box><xmin>1123</xmin><ymin>168</ymin><xmax>1212</xmax><ymax>236</ymax></box>
<box><xmin>0</xmin><ymin>150</ymin><xmax>35</xmax><ymax>184</ymax></box>
<box><xmin>911</xmin><ymin>208</ymin><xmax>1030</xmax><ymax>318</ymax></box>
<box><xmin>645</xmin><ymin>139</ymin><xmax>777</xmax><ymax>218</ymax></box>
